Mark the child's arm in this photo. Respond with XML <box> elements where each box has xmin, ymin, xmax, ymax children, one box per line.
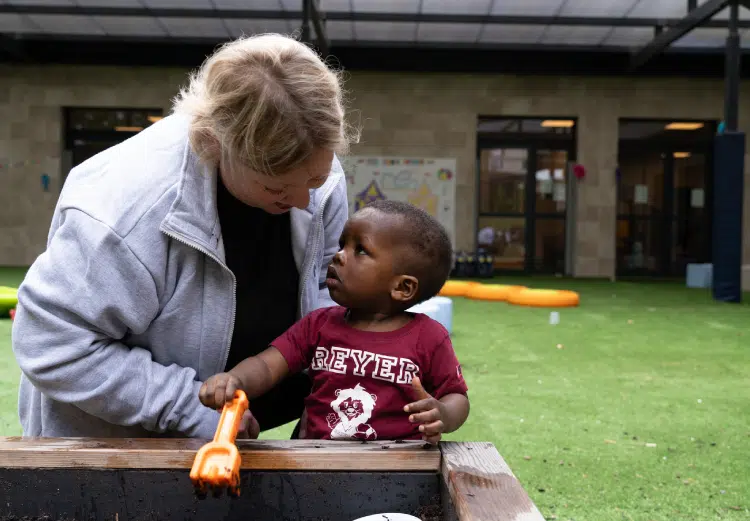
<box><xmin>199</xmin><ymin>347</ymin><xmax>289</xmax><ymax>409</ymax></box>
<box><xmin>199</xmin><ymin>309</ymin><xmax>324</xmax><ymax>410</ymax></box>
<box><xmin>405</xmin><ymin>329</ymin><xmax>470</xmax><ymax>444</ymax></box>
<box><xmin>405</xmin><ymin>377</ymin><xmax>469</xmax><ymax>444</ymax></box>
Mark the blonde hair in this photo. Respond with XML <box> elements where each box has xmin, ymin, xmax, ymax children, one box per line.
<box><xmin>172</xmin><ymin>33</ymin><xmax>356</xmax><ymax>177</ymax></box>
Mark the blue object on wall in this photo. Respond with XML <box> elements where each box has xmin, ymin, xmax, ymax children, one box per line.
<box><xmin>41</xmin><ymin>174</ymin><xmax>50</xmax><ymax>192</ymax></box>
<box><xmin>718</xmin><ymin>121</ymin><xmax>726</xmax><ymax>134</ymax></box>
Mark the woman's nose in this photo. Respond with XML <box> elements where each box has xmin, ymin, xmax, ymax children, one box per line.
<box><xmin>333</xmin><ymin>249</ymin><xmax>345</xmax><ymax>265</ymax></box>
<box><xmin>286</xmin><ymin>186</ymin><xmax>310</xmax><ymax>210</ymax></box>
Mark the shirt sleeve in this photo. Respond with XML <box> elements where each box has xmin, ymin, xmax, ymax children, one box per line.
<box><xmin>421</xmin><ymin>327</ymin><xmax>468</xmax><ymax>399</ymax></box>
<box><xmin>270</xmin><ymin>309</ymin><xmax>324</xmax><ymax>373</ymax></box>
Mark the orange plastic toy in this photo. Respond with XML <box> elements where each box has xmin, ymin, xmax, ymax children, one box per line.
<box><xmin>189</xmin><ymin>389</ymin><xmax>249</xmax><ymax>498</ymax></box>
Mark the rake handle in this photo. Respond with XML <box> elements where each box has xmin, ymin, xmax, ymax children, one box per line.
<box><xmin>213</xmin><ymin>389</ymin><xmax>249</xmax><ymax>444</ymax></box>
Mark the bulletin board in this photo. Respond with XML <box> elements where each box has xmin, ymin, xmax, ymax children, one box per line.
<box><xmin>339</xmin><ymin>156</ymin><xmax>457</xmax><ymax>247</ymax></box>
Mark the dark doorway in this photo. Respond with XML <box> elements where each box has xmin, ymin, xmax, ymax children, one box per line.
<box><xmin>476</xmin><ymin>117</ymin><xmax>577</xmax><ymax>274</ymax></box>
<box><xmin>616</xmin><ymin>119</ymin><xmax>716</xmax><ymax>277</ymax></box>
<box><xmin>62</xmin><ymin>107</ymin><xmax>164</xmax><ymax>183</ymax></box>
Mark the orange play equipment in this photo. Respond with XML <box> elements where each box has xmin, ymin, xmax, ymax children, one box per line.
<box><xmin>506</xmin><ymin>287</ymin><xmax>580</xmax><ymax>308</ymax></box>
<box><xmin>438</xmin><ymin>280</ymin><xmax>580</xmax><ymax>307</ymax></box>
<box><xmin>438</xmin><ymin>280</ymin><xmax>480</xmax><ymax>297</ymax></box>
<box><xmin>190</xmin><ymin>389</ymin><xmax>249</xmax><ymax>497</ymax></box>
<box><xmin>465</xmin><ymin>283</ymin><xmax>526</xmax><ymax>302</ymax></box>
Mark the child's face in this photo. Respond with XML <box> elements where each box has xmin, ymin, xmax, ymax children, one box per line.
<box><xmin>325</xmin><ymin>209</ymin><xmax>417</xmax><ymax>311</ymax></box>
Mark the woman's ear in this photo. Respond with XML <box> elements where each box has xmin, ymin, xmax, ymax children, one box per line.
<box><xmin>391</xmin><ymin>275</ymin><xmax>419</xmax><ymax>303</ymax></box>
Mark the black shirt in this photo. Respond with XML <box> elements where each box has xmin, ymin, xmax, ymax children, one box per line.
<box><xmin>217</xmin><ymin>175</ymin><xmax>311</xmax><ymax>433</ymax></box>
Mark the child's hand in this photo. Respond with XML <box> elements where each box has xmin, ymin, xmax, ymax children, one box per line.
<box><xmin>404</xmin><ymin>376</ymin><xmax>447</xmax><ymax>445</ymax></box>
<box><xmin>199</xmin><ymin>372</ymin><xmax>244</xmax><ymax>410</ymax></box>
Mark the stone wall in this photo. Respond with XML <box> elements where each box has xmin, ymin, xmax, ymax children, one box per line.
<box><xmin>1</xmin><ymin>64</ymin><xmax>749</xmax><ymax>283</ymax></box>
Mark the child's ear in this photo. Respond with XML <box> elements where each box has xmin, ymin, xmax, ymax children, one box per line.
<box><xmin>391</xmin><ymin>275</ymin><xmax>419</xmax><ymax>303</ymax></box>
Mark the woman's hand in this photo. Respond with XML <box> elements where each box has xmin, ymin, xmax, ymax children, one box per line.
<box><xmin>237</xmin><ymin>410</ymin><xmax>260</xmax><ymax>439</ymax></box>
<box><xmin>199</xmin><ymin>372</ymin><xmax>244</xmax><ymax>410</ymax></box>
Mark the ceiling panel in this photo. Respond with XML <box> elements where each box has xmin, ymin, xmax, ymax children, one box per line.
<box><xmin>673</xmin><ymin>27</ymin><xmax>731</xmax><ymax>47</ymax></box>
<box><xmin>351</xmin><ymin>0</ymin><xmax>419</xmax><ymax>14</ymax></box>
<box><xmin>539</xmin><ymin>25</ymin><xmax>612</xmax><ymax>46</ymax></box>
<box><xmin>0</xmin><ymin>13</ymin><xmax>43</xmax><ymax>33</ymax></box>
<box><xmin>214</xmin><ymin>0</ymin><xmax>282</xmax><ymax>8</ymax></box>
<box><xmin>27</xmin><ymin>14</ymin><xmax>105</xmax><ymax>34</ymax></box>
<box><xmin>141</xmin><ymin>0</ymin><xmax>213</xmax><ymax>7</ymax></box>
<box><xmin>320</xmin><ymin>0</ymin><xmax>352</xmax><ymax>11</ymax></box>
<box><xmin>491</xmin><ymin>0</ymin><xmax>565</xmax><ymax>16</ymax></box>
<box><xmin>223</xmin><ymin>18</ymin><xmax>292</xmax><ymax>38</ymax></box>
<box><xmin>560</xmin><ymin>0</ymin><xmax>633</xmax><ymax>17</ymax></box>
<box><xmin>326</xmin><ymin>20</ymin><xmax>353</xmax><ymax>39</ymax></box>
<box><xmin>76</xmin><ymin>0</ymin><xmax>147</xmax><ymax>6</ymax></box>
<box><xmin>601</xmin><ymin>27</ymin><xmax>653</xmax><ymax>47</ymax></box>
<box><xmin>421</xmin><ymin>0</ymin><xmax>493</xmax><ymax>15</ymax></box>
<box><xmin>94</xmin><ymin>15</ymin><xmax>167</xmax><ymax>36</ymax></box>
<box><xmin>713</xmin><ymin>5</ymin><xmax>750</xmax><ymax>20</ymax></box>
<box><xmin>159</xmin><ymin>17</ymin><xmax>230</xmax><ymax>38</ymax></box>
<box><xmin>627</xmin><ymin>0</ymin><xmax>687</xmax><ymax>18</ymax></box>
<box><xmin>353</xmin><ymin>21</ymin><xmax>416</xmax><ymax>41</ymax></box>
<box><xmin>4</xmin><ymin>0</ymin><xmax>73</xmax><ymax>5</ymax></box>
<box><xmin>481</xmin><ymin>23</ymin><xmax>547</xmax><ymax>44</ymax></box>
<box><xmin>417</xmin><ymin>23</ymin><xmax>482</xmax><ymax>42</ymax></box>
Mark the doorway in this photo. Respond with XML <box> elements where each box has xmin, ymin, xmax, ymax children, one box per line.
<box><xmin>476</xmin><ymin>117</ymin><xmax>577</xmax><ymax>274</ymax></box>
<box><xmin>62</xmin><ymin>107</ymin><xmax>164</xmax><ymax>184</ymax></box>
<box><xmin>616</xmin><ymin>119</ymin><xmax>716</xmax><ymax>277</ymax></box>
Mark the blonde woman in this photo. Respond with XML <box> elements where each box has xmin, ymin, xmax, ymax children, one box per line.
<box><xmin>12</xmin><ymin>34</ymin><xmax>355</xmax><ymax>440</ymax></box>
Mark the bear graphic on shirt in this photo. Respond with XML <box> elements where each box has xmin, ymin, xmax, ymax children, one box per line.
<box><xmin>326</xmin><ymin>383</ymin><xmax>378</xmax><ymax>441</ymax></box>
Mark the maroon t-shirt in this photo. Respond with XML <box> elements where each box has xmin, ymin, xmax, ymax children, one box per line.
<box><xmin>271</xmin><ymin>306</ymin><xmax>468</xmax><ymax>441</ymax></box>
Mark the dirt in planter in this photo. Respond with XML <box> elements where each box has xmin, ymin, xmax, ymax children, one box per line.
<box><xmin>413</xmin><ymin>496</ymin><xmax>444</xmax><ymax>521</ymax></box>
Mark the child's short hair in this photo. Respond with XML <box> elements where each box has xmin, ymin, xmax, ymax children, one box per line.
<box><xmin>362</xmin><ymin>200</ymin><xmax>453</xmax><ymax>306</ymax></box>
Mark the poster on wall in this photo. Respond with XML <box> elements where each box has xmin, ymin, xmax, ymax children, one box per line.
<box><xmin>339</xmin><ymin>156</ymin><xmax>457</xmax><ymax>247</ymax></box>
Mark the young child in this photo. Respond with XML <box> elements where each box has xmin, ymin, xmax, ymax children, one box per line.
<box><xmin>199</xmin><ymin>200</ymin><xmax>469</xmax><ymax>443</ymax></box>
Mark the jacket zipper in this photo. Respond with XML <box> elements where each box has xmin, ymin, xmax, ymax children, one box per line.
<box><xmin>298</xmin><ymin>179</ymin><xmax>339</xmax><ymax>317</ymax></box>
<box><xmin>160</xmin><ymin>226</ymin><xmax>237</xmax><ymax>375</ymax></box>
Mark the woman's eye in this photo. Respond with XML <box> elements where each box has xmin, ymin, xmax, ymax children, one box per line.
<box><xmin>355</xmin><ymin>244</ymin><xmax>367</xmax><ymax>255</ymax></box>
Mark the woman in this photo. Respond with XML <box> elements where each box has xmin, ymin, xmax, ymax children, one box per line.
<box><xmin>11</xmin><ymin>33</ymin><xmax>355</xmax><ymax>439</ymax></box>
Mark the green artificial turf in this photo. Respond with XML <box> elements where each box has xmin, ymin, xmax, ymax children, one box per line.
<box><xmin>0</xmin><ymin>268</ymin><xmax>748</xmax><ymax>520</ymax></box>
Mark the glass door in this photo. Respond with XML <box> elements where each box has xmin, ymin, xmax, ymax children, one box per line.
<box><xmin>477</xmin><ymin>143</ymin><xmax>571</xmax><ymax>273</ymax></box>
<box><xmin>477</xmin><ymin>147</ymin><xmax>528</xmax><ymax>271</ymax></box>
<box><xmin>670</xmin><ymin>151</ymin><xmax>712</xmax><ymax>275</ymax></box>
<box><xmin>532</xmin><ymin>149</ymin><xmax>568</xmax><ymax>273</ymax></box>
<box><xmin>616</xmin><ymin>147</ymin><xmax>712</xmax><ymax>277</ymax></box>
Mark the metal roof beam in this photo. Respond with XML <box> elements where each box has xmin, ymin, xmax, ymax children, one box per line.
<box><xmin>1</xmin><ymin>5</ymin><xmax>750</xmax><ymax>29</ymax></box>
<box><xmin>630</xmin><ymin>0</ymin><xmax>731</xmax><ymax>70</ymax></box>
<box><xmin>309</xmin><ymin>0</ymin><xmax>329</xmax><ymax>57</ymax></box>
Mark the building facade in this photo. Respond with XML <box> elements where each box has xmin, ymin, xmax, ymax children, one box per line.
<box><xmin>1</xmin><ymin>64</ymin><xmax>748</xmax><ymax>286</ymax></box>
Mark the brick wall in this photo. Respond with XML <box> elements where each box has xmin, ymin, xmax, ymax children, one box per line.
<box><xmin>1</xmin><ymin>64</ymin><xmax>749</xmax><ymax>283</ymax></box>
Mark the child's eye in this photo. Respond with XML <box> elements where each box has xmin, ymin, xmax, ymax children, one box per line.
<box><xmin>355</xmin><ymin>244</ymin><xmax>367</xmax><ymax>255</ymax></box>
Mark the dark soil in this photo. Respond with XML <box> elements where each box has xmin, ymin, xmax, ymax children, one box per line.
<box><xmin>413</xmin><ymin>496</ymin><xmax>443</xmax><ymax>521</ymax></box>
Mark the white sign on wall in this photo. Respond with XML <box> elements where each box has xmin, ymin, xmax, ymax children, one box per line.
<box><xmin>339</xmin><ymin>156</ymin><xmax>457</xmax><ymax>247</ymax></box>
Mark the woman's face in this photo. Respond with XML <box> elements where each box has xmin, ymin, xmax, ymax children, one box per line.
<box><xmin>220</xmin><ymin>148</ymin><xmax>334</xmax><ymax>214</ymax></box>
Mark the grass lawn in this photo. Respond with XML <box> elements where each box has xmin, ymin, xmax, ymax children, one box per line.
<box><xmin>0</xmin><ymin>267</ymin><xmax>748</xmax><ymax>520</ymax></box>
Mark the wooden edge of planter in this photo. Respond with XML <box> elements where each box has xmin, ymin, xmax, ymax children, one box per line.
<box><xmin>439</xmin><ymin>441</ymin><xmax>545</xmax><ymax>521</ymax></box>
<box><xmin>0</xmin><ymin>437</ymin><xmax>441</xmax><ymax>471</ymax></box>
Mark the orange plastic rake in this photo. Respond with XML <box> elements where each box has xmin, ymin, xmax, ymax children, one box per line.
<box><xmin>190</xmin><ymin>389</ymin><xmax>249</xmax><ymax>498</ymax></box>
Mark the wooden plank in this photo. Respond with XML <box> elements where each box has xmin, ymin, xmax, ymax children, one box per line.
<box><xmin>440</xmin><ymin>441</ymin><xmax>545</xmax><ymax>521</ymax></box>
<box><xmin>0</xmin><ymin>437</ymin><xmax>440</xmax><ymax>471</ymax></box>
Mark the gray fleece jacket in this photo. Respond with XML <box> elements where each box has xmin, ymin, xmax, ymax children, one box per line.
<box><xmin>11</xmin><ymin>113</ymin><xmax>349</xmax><ymax>439</ymax></box>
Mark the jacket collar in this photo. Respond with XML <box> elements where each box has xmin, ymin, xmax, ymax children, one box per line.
<box><xmin>159</xmin><ymin>126</ymin><xmax>337</xmax><ymax>272</ymax></box>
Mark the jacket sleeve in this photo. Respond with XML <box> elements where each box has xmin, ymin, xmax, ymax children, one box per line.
<box><xmin>316</xmin><ymin>156</ymin><xmax>349</xmax><ymax>309</ymax></box>
<box><xmin>12</xmin><ymin>208</ymin><xmax>220</xmax><ymax>439</ymax></box>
